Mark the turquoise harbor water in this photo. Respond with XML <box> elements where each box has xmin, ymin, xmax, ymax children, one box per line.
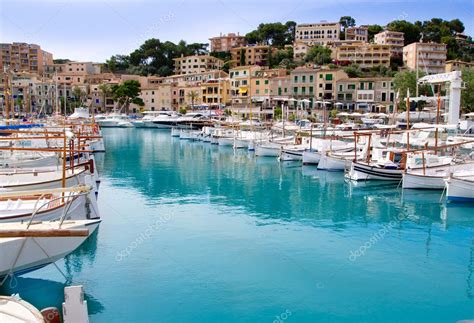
<box><xmin>2</xmin><ymin>128</ymin><xmax>474</xmax><ymax>322</ymax></box>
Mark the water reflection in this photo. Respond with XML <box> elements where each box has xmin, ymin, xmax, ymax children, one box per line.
<box><xmin>100</xmin><ymin>129</ymin><xmax>474</xmax><ymax>230</ymax></box>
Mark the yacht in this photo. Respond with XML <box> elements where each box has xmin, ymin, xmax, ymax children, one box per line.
<box><xmin>96</xmin><ymin>113</ymin><xmax>130</xmax><ymax>128</ymax></box>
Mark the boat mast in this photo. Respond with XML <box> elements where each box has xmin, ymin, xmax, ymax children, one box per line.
<box><xmin>406</xmin><ymin>89</ymin><xmax>410</xmax><ymax>151</ymax></box>
<box><xmin>435</xmin><ymin>90</ymin><xmax>441</xmax><ymax>150</ymax></box>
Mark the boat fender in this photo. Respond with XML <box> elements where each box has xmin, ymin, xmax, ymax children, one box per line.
<box><xmin>41</xmin><ymin>307</ymin><xmax>61</xmax><ymax>323</ymax></box>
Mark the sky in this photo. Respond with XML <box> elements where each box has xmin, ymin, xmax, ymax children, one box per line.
<box><xmin>0</xmin><ymin>0</ymin><xmax>473</xmax><ymax>62</ymax></box>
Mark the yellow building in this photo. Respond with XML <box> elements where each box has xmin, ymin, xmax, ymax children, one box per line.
<box><xmin>201</xmin><ymin>78</ymin><xmax>230</xmax><ymax>108</ymax></box>
<box><xmin>445</xmin><ymin>60</ymin><xmax>474</xmax><ymax>72</ymax></box>
<box><xmin>332</xmin><ymin>43</ymin><xmax>391</xmax><ymax>68</ymax></box>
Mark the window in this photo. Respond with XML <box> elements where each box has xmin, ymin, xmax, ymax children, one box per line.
<box><xmin>338</xmin><ymin>94</ymin><xmax>344</xmax><ymax>100</ymax></box>
<box><xmin>346</xmin><ymin>93</ymin><xmax>352</xmax><ymax>100</ymax></box>
<box><xmin>264</xmin><ymin>80</ymin><xmax>269</xmax><ymax>85</ymax></box>
<box><xmin>264</xmin><ymin>89</ymin><xmax>268</xmax><ymax>94</ymax></box>
<box><xmin>152</xmin><ymin>91</ymin><xmax>155</xmax><ymax>95</ymax></box>
<box><xmin>325</xmin><ymin>74</ymin><xmax>333</xmax><ymax>81</ymax></box>
<box><xmin>319</xmin><ymin>74</ymin><xmax>323</xmax><ymax>79</ymax></box>
<box><xmin>256</xmin><ymin>89</ymin><xmax>260</xmax><ymax>94</ymax></box>
<box><xmin>302</xmin><ymin>75</ymin><xmax>306</xmax><ymax>83</ymax></box>
<box><xmin>360</xmin><ymin>82</ymin><xmax>365</xmax><ymax>90</ymax></box>
<box><xmin>382</xmin><ymin>82</ymin><xmax>387</xmax><ymax>88</ymax></box>
<box><xmin>309</xmin><ymin>86</ymin><xmax>314</xmax><ymax>94</ymax></box>
<box><xmin>302</xmin><ymin>87</ymin><xmax>306</xmax><ymax>94</ymax></box>
<box><xmin>309</xmin><ymin>75</ymin><xmax>314</xmax><ymax>82</ymax></box>
<box><xmin>294</xmin><ymin>76</ymin><xmax>298</xmax><ymax>83</ymax></box>
<box><xmin>256</xmin><ymin>80</ymin><xmax>260</xmax><ymax>85</ymax></box>
<box><xmin>151</xmin><ymin>98</ymin><xmax>154</xmax><ymax>103</ymax></box>
<box><xmin>339</xmin><ymin>85</ymin><xmax>343</xmax><ymax>92</ymax></box>
<box><xmin>368</xmin><ymin>82</ymin><xmax>373</xmax><ymax>90</ymax></box>
<box><xmin>293</xmin><ymin>87</ymin><xmax>298</xmax><ymax>94</ymax></box>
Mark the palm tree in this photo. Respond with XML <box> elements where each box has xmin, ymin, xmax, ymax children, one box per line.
<box><xmin>187</xmin><ymin>90</ymin><xmax>199</xmax><ymax>110</ymax></box>
<box><xmin>98</xmin><ymin>83</ymin><xmax>112</xmax><ymax>112</ymax></box>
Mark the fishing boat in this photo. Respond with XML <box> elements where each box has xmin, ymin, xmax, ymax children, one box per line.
<box><xmin>0</xmin><ymin>166</ymin><xmax>96</xmax><ymax>193</ymax></box>
<box><xmin>445</xmin><ymin>174</ymin><xmax>474</xmax><ymax>202</ymax></box>
<box><xmin>403</xmin><ymin>163</ymin><xmax>474</xmax><ymax>189</ymax></box>
<box><xmin>0</xmin><ymin>185</ymin><xmax>100</xmax><ymax>223</ymax></box>
<box><xmin>0</xmin><ymin>295</ymin><xmax>45</xmax><ymax>322</ymax></box>
<box><xmin>0</xmin><ymin>218</ymin><xmax>101</xmax><ymax>278</ymax></box>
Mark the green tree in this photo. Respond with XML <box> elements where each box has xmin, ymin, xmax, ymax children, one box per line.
<box><xmin>343</xmin><ymin>64</ymin><xmax>363</xmax><ymax>78</ymax></box>
<box><xmin>245</xmin><ymin>22</ymin><xmax>296</xmax><ymax>48</ymax></box>
<box><xmin>98</xmin><ymin>83</ymin><xmax>112</xmax><ymax>112</ymax></box>
<box><xmin>273</xmin><ymin>107</ymin><xmax>282</xmax><ymax>120</ymax></box>
<box><xmin>187</xmin><ymin>90</ymin><xmax>199</xmax><ymax>109</ymax></box>
<box><xmin>339</xmin><ymin>16</ymin><xmax>356</xmax><ymax>40</ymax></box>
<box><xmin>386</xmin><ymin>20</ymin><xmax>422</xmax><ymax>45</ymax></box>
<box><xmin>392</xmin><ymin>71</ymin><xmax>432</xmax><ymax>110</ymax></box>
<box><xmin>111</xmin><ymin>80</ymin><xmax>144</xmax><ymax>113</ymax></box>
<box><xmin>72</xmin><ymin>86</ymin><xmax>86</xmax><ymax>109</ymax></box>
<box><xmin>461</xmin><ymin>68</ymin><xmax>474</xmax><ymax>113</ymax></box>
<box><xmin>367</xmin><ymin>25</ymin><xmax>383</xmax><ymax>42</ymax></box>
<box><xmin>305</xmin><ymin>46</ymin><xmax>332</xmax><ymax>65</ymax></box>
<box><xmin>240</xmin><ymin>49</ymin><xmax>246</xmax><ymax>66</ymax></box>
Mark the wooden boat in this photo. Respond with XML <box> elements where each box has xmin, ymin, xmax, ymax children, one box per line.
<box><xmin>0</xmin><ymin>185</ymin><xmax>100</xmax><ymax>223</ymax></box>
<box><xmin>0</xmin><ymin>218</ymin><xmax>101</xmax><ymax>278</ymax></box>
<box><xmin>402</xmin><ymin>162</ymin><xmax>474</xmax><ymax>189</ymax></box>
<box><xmin>446</xmin><ymin>174</ymin><xmax>474</xmax><ymax>202</ymax></box>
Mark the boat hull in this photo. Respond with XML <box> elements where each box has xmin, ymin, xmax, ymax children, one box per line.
<box><xmin>402</xmin><ymin>172</ymin><xmax>445</xmax><ymax>189</ymax></box>
<box><xmin>348</xmin><ymin>162</ymin><xmax>402</xmax><ymax>181</ymax></box>
<box><xmin>446</xmin><ymin>177</ymin><xmax>474</xmax><ymax>202</ymax></box>
<box><xmin>0</xmin><ymin>220</ymin><xmax>101</xmax><ymax>278</ymax></box>
<box><xmin>302</xmin><ymin>150</ymin><xmax>321</xmax><ymax>165</ymax></box>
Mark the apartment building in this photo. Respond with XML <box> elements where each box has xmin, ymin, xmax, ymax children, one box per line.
<box><xmin>403</xmin><ymin>42</ymin><xmax>447</xmax><ymax>75</ymax></box>
<box><xmin>290</xmin><ymin>67</ymin><xmax>317</xmax><ymax>106</ymax></box>
<box><xmin>0</xmin><ymin>43</ymin><xmax>53</xmax><ymax>74</ymax></box>
<box><xmin>295</xmin><ymin>22</ymin><xmax>341</xmax><ymax>46</ymax></box>
<box><xmin>346</xmin><ymin>26</ymin><xmax>368</xmax><ymax>42</ymax></box>
<box><xmin>332</xmin><ymin>43</ymin><xmax>391</xmax><ymax>68</ymax></box>
<box><xmin>445</xmin><ymin>60</ymin><xmax>474</xmax><ymax>72</ymax></box>
<box><xmin>201</xmin><ymin>79</ymin><xmax>231</xmax><ymax>107</ymax></box>
<box><xmin>173</xmin><ymin>55</ymin><xmax>224</xmax><ymax>75</ymax></box>
<box><xmin>230</xmin><ymin>45</ymin><xmax>276</xmax><ymax>67</ymax></box>
<box><xmin>336</xmin><ymin>77</ymin><xmax>394</xmax><ymax>112</ymax></box>
<box><xmin>209</xmin><ymin>33</ymin><xmax>247</xmax><ymax>52</ymax></box>
<box><xmin>374</xmin><ymin>30</ymin><xmax>405</xmax><ymax>56</ymax></box>
<box><xmin>139</xmin><ymin>84</ymin><xmax>174</xmax><ymax>111</ymax></box>
<box><xmin>315</xmin><ymin>69</ymin><xmax>348</xmax><ymax>102</ymax></box>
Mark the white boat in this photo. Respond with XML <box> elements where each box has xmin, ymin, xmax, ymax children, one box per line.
<box><xmin>0</xmin><ymin>295</ymin><xmax>44</xmax><ymax>322</ymax></box>
<box><xmin>0</xmin><ymin>166</ymin><xmax>96</xmax><ymax>193</ymax></box>
<box><xmin>0</xmin><ymin>185</ymin><xmax>100</xmax><ymax>223</ymax></box>
<box><xmin>151</xmin><ymin>111</ymin><xmax>180</xmax><ymax>129</ymax></box>
<box><xmin>96</xmin><ymin>113</ymin><xmax>129</xmax><ymax>128</ymax></box>
<box><xmin>302</xmin><ymin>150</ymin><xmax>322</xmax><ymax>164</ymax></box>
<box><xmin>403</xmin><ymin>163</ymin><xmax>474</xmax><ymax>189</ymax></box>
<box><xmin>446</xmin><ymin>174</ymin><xmax>474</xmax><ymax>202</ymax></box>
<box><xmin>117</xmin><ymin>120</ymin><xmax>134</xmax><ymax>128</ymax></box>
<box><xmin>317</xmin><ymin>152</ymin><xmax>352</xmax><ymax>171</ymax></box>
<box><xmin>179</xmin><ymin>129</ymin><xmax>201</xmax><ymax>140</ymax></box>
<box><xmin>0</xmin><ymin>218</ymin><xmax>101</xmax><ymax>278</ymax></box>
<box><xmin>218</xmin><ymin>137</ymin><xmax>234</xmax><ymax>147</ymax></box>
